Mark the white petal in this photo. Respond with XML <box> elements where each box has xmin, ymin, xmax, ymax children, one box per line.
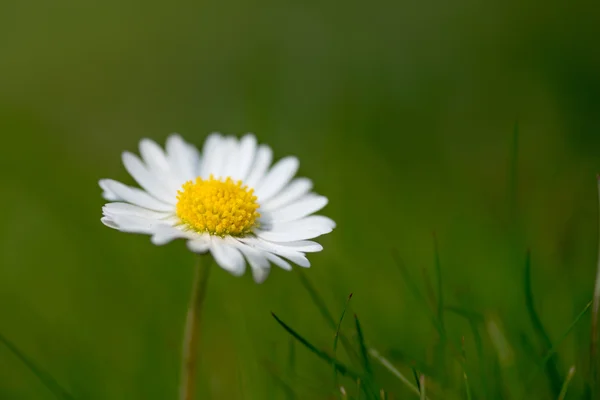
<box><xmin>102</xmin><ymin>202</ymin><xmax>173</xmax><ymax>220</ymax></box>
<box><xmin>262</xmin><ymin>195</ymin><xmax>328</xmax><ymax>223</ymax></box>
<box><xmin>257</xmin><ymin>239</ymin><xmax>322</xmax><ymax>253</ymax></box>
<box><xmin>223</xmin><ymin>136</ymin><xmax>243</xmax><ymax>178</ymax></box>
<box><xmin>199</xmin><ymin>133</ymin><xmax>224</xmax><ymax>178</ymax></box>
<box><xmin>101</xmin><ymin>216</ymin><xmax>119</xmax><ymax>229</ymax></box>
<box><xmin>261</xmin><ymin>178</ymin><xmax>313</xmax><ymax>211</ymax></box>
<box><xmin>255</xmin><ymin>216</ymin><xmax>335</xmax><ymax>242</ymax></box>
<box><xmin>229</xmin><ymin>238</ymin><xmax>271</xmax><ymax>283</ymax></box>
<box><xmin>186</xmin><ymin>235</ymin><xmax>211</xmax><ymax>253</ymax></box>
<box><xmin>255</xmin><ymin>156</ymin><xmax>299</xmax><ymax>203</ymax></box>
<box><xmin>99</xmin><ymin>179</ymin><xmax>175</xmax><ymax>212</ymax></box>
<box><xmin>99</xmin><ymin>180</ymin><xmax>123</xmax><ymax>201</ymax></box>
<box><xmin>233</xmin><ymin>134</ymin><xmax>257</xmax><ymax>182</ymax></box>
<box><xmin>244</xmin><ymin>145</ymin><xmax>272</xmax><ymax>189</ymax></box>
<box><xmin>241</xmin><ymin>237</ymin><xmax>310</xmax><ymax>268</ymax></box>
<box><xmin>250</xmin><ymin>265</ymin><xmax>270</xmax><ymax>283</ymax></box>
<box><xmin>211</xmin><ymin>136</ymin><xmax>237</xmax><ymax>178</ymax></box>
<box><xmin>210</xmin><ymin>237</ymin><xmax>246</xmax><ymax>276</ymax></box>
<box><xmin>122</xmin><ymin>152</ymin><xmax>176</xmax><ymax>204</ymax></box>
<box><xmin>166</xmin><ymin>134</ymin><xmax>200</xmax><ymax>183</ymax></box>
<box><xmin>139</xmin><ymin>138</ymin><xmax>171</xmax><ymax>174</ymax></box>
<box><xmin>108</xmin><ymin>214</ymin><xmax>173</xmax><ymax>234</ymax></box>
<box><xmin>151</xmin><ymin>225</ymin><xmax>192</xmax><ymax>245</ymax></box>
<box><xmin>264</xmin><ymin>253</ymin><xmax>292</xmax><ymax>271</ymax></box>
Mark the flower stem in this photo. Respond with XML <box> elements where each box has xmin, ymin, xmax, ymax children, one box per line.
<box><xmin>179</xmin><ymin>255</ymin><xmax>211</xmax><ymax>400</ymax></box>
<box><xmin>591</xmin><ymin>175</ymin><xmax>600</xmax><ymax>395</ymax></box>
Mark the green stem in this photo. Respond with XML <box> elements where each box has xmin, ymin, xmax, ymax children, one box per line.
<box><xmin>179</xmin><ymin>255</ymin><xmax>211</xmax><ymax>400</ymax></box>
<box><xmin>592</xmin><ymin>176</ymin><xmax>600</xmax><ymax>396</ymax></box>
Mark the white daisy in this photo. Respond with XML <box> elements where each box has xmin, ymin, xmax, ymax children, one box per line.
<box><xmin>99</xmin><ymin>133</ymin><xmax>335</xmax><ymax>283</ymax></box>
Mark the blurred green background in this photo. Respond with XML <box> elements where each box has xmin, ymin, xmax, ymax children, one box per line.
<box><xmin>1</xmin><ymin>0</ymin><xmax>600</xmax><ymax>398</ymax></box>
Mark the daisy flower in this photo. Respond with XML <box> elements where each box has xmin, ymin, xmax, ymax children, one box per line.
<box><xmin>99</xmin><ymin>133</ymin><xmax>335</xmax><ymax>283</ymax></box>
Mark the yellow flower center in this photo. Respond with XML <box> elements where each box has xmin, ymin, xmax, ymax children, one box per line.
<box><xmin>176</xmin><ymin>175</ymin><xmax>260</xmax><ymax>236</ymax></box>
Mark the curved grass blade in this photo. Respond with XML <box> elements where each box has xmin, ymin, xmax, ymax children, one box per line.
<box><xmin>508</xmin><ymin>120</ymin><xmax>519</xmax><ymax>219</ymax></box>
<box><xmin>558</xmin><ymin>366</ymin><xmax>576</xmax><ymax>400</ymax></box>
<box><xmin>524</xmin><ymin>250</ymin><xmax>562</xmax><ymax>396</ymax></box>
<box><xmin>354</xmin><ymin>314</ymin><xmax>378</xmax><ymax>399</ymax></box>
<box><xmin>541</xmin><ymin>301</ymin><xmax>592</xmax><ymax>366</ymax></box>
<box><xmin>355</xmin><ymin>315</ymin><xmax>372</xmax><ymax>377</ymax></box>
<box><xmin>392</xmin><ymin>252</ymin><xmax>445</xmax><ymax>336</ymax></box>
<box><xmin>433</xmin><ymin>234</ymin><xmax>445</xmax><ymax>333</ymax></box>
<box><xmin>368</xmin><ymin>348</ymin><xmax>428</xmax><ymax>399</ymax></box>
<box><xmin>334</xmin><ymin>294</ymin><xmax>353</xmax><ymax>393</ymax></box>
<box><xmin>271</xmin><ymin>312</ymin><xmax>361</xmax><ymax>380</ymax></box>
<box><xmin>296</xmin><ymin>270</ymin><xmax>359</xmax><ymax>363</ymax></box>
<box><xmin>446</xmin><ymin>306</ymin><xmax>488</xmax><ymax>397</ymax></box>
<box><xmin>0</xmin><ymin>331</ymin><xmax>74</xmax><ymax>399</ymax></box>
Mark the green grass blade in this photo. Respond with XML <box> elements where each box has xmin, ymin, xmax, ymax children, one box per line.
<box><xmin>0</xmin><ymin>331</ymin><xmax>74</xmax><ymax>400</ymax></box>
<box><xmin>558</xmin><ymin>366</ymin><xmax>576</xmax><ymax>400</ymax></box>
<box><xmin>541</xmin><ymin>301</ymin><xmax>592</xmax><ymax>366</ymax></box>
<box><xmin>262</xmin><ymin>359</ymin><xmax>298</xmax><ymax>400</ymax></box>
<box><xmin>297</xmin><ymin>270</ymin><xmax>336</xmax><ymax>328</ymax></box>
<box><xmin>446</xmin><ymin>306</ymin><xmax>488</xmax><ymax>398</ymax></box>
<box><xmin>355</xmin><ymin>315</ymin><xmax>372</xmax><ymax>377</ymax></box>
<box><xmin>461</xmin><ymin>336</ymin><xmax>472</xmax><ymax>400</ymax></box>
<box><xmin>419</xmin><ymin>375</ymin><xmax>426</xmax><ymax>400</ymax></box>
<box><xmin>368</xmin><ymin>348</ymin><xmax>426</xmax><ymax>398</ymax></box>
<box><xmin>524</xmin><ymin>250</ymin><xmax>563</xmax><ymax>396</ymax></box>
<box><xmin>354</xmin><ymin>315</ymin><xmax>378</xmax><ymax>400</ymax></box>
<box><xmin>297</xmin><ymin>270</ymin><xmax>359</xmax><ymax>363</ymax></box>
<box><xmin>334</xmin><ymin>294</ymin><xmax>353</xmax><ymax>392</ymax></box>
<box><xmin>271</xmin><ymin>312</ymin><xmax>362</xmax><ymax>380</ymax></box>
<box><xmin>412</xmin><ymin>367</ymin><xmax>420</xmax><ymax>391</ymax></box>
<box><xmin>509</xmin><ymin>120</ymin><xmax>519</xmax><ymax>219</ymax></box>
<box><xmin>433</xmin><ymin>234</ymin><xmax>445</xmax><ymax>332</ymax></box>
<box><xmin>392</xmin><ymin>252</ymin><xmax>445</xmax><ymax>336</ymax></box>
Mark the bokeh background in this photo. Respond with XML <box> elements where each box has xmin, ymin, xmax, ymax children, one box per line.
<box><xmin>1</xmin><ymin>0</ymin><xmax>600</xmax><ymax>399</ymax></box>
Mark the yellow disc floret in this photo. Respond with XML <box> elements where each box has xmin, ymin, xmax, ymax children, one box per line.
<box><xmin>176</xmin><ymin>175</ymin><xmax>260</xmax><ymax>236</ymax></box>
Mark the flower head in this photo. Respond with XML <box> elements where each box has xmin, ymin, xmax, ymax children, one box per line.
<box><xmin>100</xmin><ymin>133</ymin><xmax>334</xmax><ymax>283</ymax></box>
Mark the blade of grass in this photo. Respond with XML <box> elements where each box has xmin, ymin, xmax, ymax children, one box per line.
<box><xmin>433</xmin><ymin>234</ymin><xmax>445</xmax><ymax>333</ymax></box>
<box><xmin>271</xmin><ymin>312</ymin><xmax>362</xmax><ymax>380</ymax></box>
<box><xmin>446</xmin><ymin>306</ymin><xmax>488</xmax><ymax>398</ymax></box>
<box><xmin>355</xmin><ymin>315</ymin><xmax>372</xmax><ymax>377</ymax></box>
<box><xmin>0</xmin><ymin>331</ymin><xmax>74</xmax><ymax>399</ymax></box>
<box><xmin>461</xmin><ymin>336</ymin><xmax>472</xmax><ymax>400</ymax></box>
<box><xmin>432</xmin><ymin>234</ymin><xmax>448</xmax><ymax>381</ymax></box>
<box><xmin>380</xmin><ymin>388</ymin><xmax>387</xmax><ymax>400</ymax></box>
<box><xmin>296</xmin><ymin>270</ymin><xmax>360</xmax><ymax>363</ymax></box>
<box><xmin>262</xmin><ymin>359</ymin><xmax>297</xmax><ymax>400</ymax></box>
<box><xmin>354</xmin><ymin>315</ymin><xmax>378</xmax><ymax>400</ymax></box>
<box><xmin>508</xmin><ymin>120</ymin><xmax>519</xmax><ymax>220</ymax></box>
<box><xmin>525</xmin><ymin>300</ymin><xmax>592</xmax><ymax>387</ymax></box>
<box><xmin>591</xmin><ymin>174</ymin><xmax>600</xmax><ymax>398</ymax></box>
<box><xmin>412</xmin><ymin>367</ymin><xmax>420</xmax><ymax>391</ymax></box>
<box><xmin>542</xmin><ymin>301</ymin><xmax>592</xmax><ymax>367</ymax></box>
<box><xmin>419</xmin><ymin>375</ymin><xmax>426</xmax><ymax>400</ymax></box>
<box><xmin>368</xmin><ymin>348</ymin><xmax>428</xmax><ymax>399</ymax></box>
<box><xmin>392</xmin><ymin>252</ymin><xmax>445</xmax><ymax>336</ymax></box>
<box><xmin>524</xmin><ymin>249</ymin><xmax>562</xmax><ymax>396</ymax></box>
<box><xmin>334</xmin><ymin>294</ymin><xmax>353</xmax><ymax>394</ymax></box>
<box><xmin>558</xmin><ymin>366</ymin><xmax>576</xmax><ymax>400</ymax></box>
